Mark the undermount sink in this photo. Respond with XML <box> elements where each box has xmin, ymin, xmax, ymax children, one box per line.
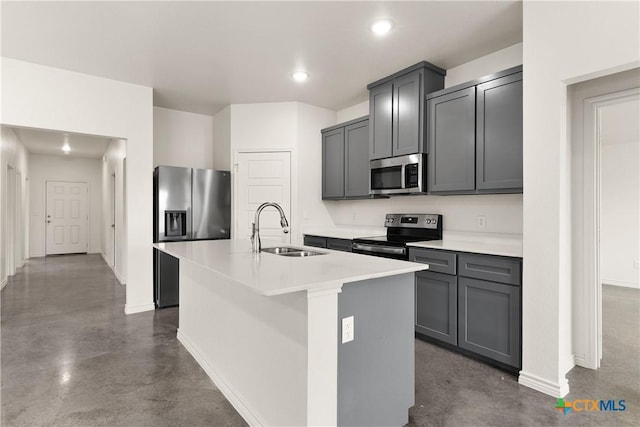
<box><xmin>262</xmin><ymin>247</ymin><xmax>326</xmax><ymax>257</ymax></box>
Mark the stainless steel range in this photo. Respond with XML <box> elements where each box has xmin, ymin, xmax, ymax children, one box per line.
<box><xmin>352</xmin><ymin>214</ymin><xmax>443</xmax><ymax>260</ymax></box>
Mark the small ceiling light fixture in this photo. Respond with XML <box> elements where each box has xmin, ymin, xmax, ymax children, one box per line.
<box><xmin>292</xmin><ymin>71</ymin><xmax>309</xmax><ymax>82</ymax></box>
<box><xmin>62</xmin><ymin>134</ymin><xmax>71</xmax><ymax>154</ymax></box>
<box><xmin>371</xmin><ymin>19</ymin><xmax>393</xmax><ymax>36</ymax></box>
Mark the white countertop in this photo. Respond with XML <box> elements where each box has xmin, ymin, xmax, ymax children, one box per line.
<box><xmin>155</xmin><ymin>239</ymin><xmax>427</xmax><ymax>296</ymax></box>
<box><xmin>303</xmin><ymin>226</ymin><xmax>385</xmax><ymax>240</ymax></box>
<box><xmin>407</xmin><ymin>231</ymin><xmax>523</xmax><ymax>258</ymax></box>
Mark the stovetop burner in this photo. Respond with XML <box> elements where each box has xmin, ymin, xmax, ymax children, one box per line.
<box><xmin>352</xmin><ymin>214</ymin><xmax>443</xmax><ymax>260</ymax></box>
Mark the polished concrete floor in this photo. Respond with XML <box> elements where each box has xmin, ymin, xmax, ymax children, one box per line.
<box><xmin>2</xmin><ymin>254</ymin><xmax>638</xmax><ymax>426</ymax></box>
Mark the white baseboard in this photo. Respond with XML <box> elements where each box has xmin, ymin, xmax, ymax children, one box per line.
<box><xmin>177</xmin><ymin>329</ymin><xmax>265</xmax><ymax>426</ymax></box>
<box><xmin>88</xmin><ymin>248</ymin><xmax>102</xmax><ymax>254</ymax></box>
<box><xmin>124</xmin><ymin>303</ymin><xmax>155</xmax><ymax>315</ymax></box>
<box><xmin>30</xmin><ymin>252</ymin><xmax>45</xmax><ymax>258</ymax></box>
<box><xmin>562</xmin><ymin>354</ymin><xmax>576</xmax><ymax>374</ymax></box>
<box><xmin>100</xmin><ymin>252</ymin><xmax>125</xmax><ymax>285</ymax></box>
<box><xmin>518</xmin><ymin>371</ymin><xmax>570</xmax><ymax>398</ymax></box>
<box><xmin>602</xmin><ymin>279</ymin><xmax>639</xmax><ymax>289</ymax></box>
<box><xmin>1</xmin><ymin>277</ymin><xmax>7</xmax><ymax>291</ymax></box>
<box><xmin>574</xmin><ymin>354</ymin><xmax>587</xmax><ymax>368</ymax></box>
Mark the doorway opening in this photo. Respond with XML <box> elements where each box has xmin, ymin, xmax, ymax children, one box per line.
<box><xmin>570</xmin><ymin>68</ymin><xmax>640</xmax><ymax>372</ymax></box>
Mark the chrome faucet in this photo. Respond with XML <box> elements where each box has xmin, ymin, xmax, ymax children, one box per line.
<box><xmin>251</xmin><ymin>202</ymin><xmax>289</xmax><ymax>252</ymax></box>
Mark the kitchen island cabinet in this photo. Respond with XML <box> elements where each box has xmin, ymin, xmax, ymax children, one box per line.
<box><xmin>155</xmin><ymin>239</ymin><xmax>427</xmax><ymax>427</ymax></box>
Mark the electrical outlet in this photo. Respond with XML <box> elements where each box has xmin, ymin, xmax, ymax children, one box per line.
<box><xmin>351</xmin><ymin>212</ymin><xmax>357</xmax><ymax>222</ymax></box>
<box><xmin>634</xmin><ymin>261</ymin><xmax>639</xmax><ymax>270</ymax></box>
<box><xmin>342</xmin><ymin>316</ymin><xmax>354</xmax><ymax>344</ymax></box>
<box><xmin>477</xmin><ymin>216</ymin><xmax>486</xmax><ymax>229</ymax></box>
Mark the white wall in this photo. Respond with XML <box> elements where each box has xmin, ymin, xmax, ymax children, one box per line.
<box><xmin>101</xmin><ymin>139</ymin><xmax>127</xmax><ymax>284</ymax></box>
<box><xmin>28</xmin><ymin>154</ymin><xmax>102</xmax><ymax>257</ymax></box>
<box><xmin>1</xmin><ymin>58</ymin><xmax>154</xmax><ymax>314</ymax></box>
<box><xmin>445</xmin><ymin>43</ymin><xmax>523</xmax><ymax>88</ymax></box>
<box><xmin>229</xmin><ymin>102</ymin><xmax>336</xmax><ymax>244</ymax></box>
<box><xmin>0</xmin><ymin>126</ymin><xmax>29</xmax><ymax>287</ymax></box>
<box><xmin>153</xmin><ymin>107</ymin><xmax>213</xmax><ymax>169</ymax></box>
<box><xmin>600</xmin><ymin>99</ymin><xmax>639</xmax><ymax>288</ymax></box>
<box><xmin>212</xmin><ymin>106</ymin><xmax>231</xmax><ymax>170</ymax></box>
<box><xmin>331</xmin><ymin>42</ymin><xmax>524</xmax><ymax>235</ymax></box>
<box><xmin>520</xmin><ymin>1</ymin><xmax>640</xmax><ymax>397</ymax></box>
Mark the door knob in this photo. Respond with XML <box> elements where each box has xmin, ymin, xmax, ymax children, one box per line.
<box><xmin>47</xmin><ymin>220</ymin><xmax>51</xmax><ymax>224</ymax></box>
<box><xmin>47</xmin><ymin>215</ymin><xmax>51</xmax><ymax>218</ymax></box>
<box><xmin>111</xmin><ymin>224</ymin><xmax>115</xmax><ymax>228</ymax></box>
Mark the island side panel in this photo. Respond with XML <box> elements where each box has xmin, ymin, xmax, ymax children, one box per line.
<box><xmin>177</xmin><ymin>258</ymin><xmax>308</xmax><ymax>426</ymax></box>
<box><xmin>337</xmin><ymin>273</ymin><xmax>415</xmax><ymax>427</ymax></box>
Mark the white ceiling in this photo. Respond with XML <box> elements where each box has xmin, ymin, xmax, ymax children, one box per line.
<box><xmin>11</xmin><ymin>127</ymin><xmax>111</xmax><ymax>159</ymax></box>
<box><xmin>1</xmin><ymin>1</ymin><xmax>522</xmax><ymax>116</ymax></box>
<box><xmin>600</xmin><ymin>99</ymin><xmax>640</xmax><ymax>146</ymax></box>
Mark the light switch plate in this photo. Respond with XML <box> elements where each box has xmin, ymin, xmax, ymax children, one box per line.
<box><xmin>342</xmin><ymin>316</ymin><xmax>354</xmax><ymax>344</ymax></box>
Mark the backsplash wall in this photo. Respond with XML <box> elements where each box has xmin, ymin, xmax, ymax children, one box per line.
<box><xmin>324</xmin><ymin>194</ymin><xmax>523</xmax><ymax>234</ymax></box>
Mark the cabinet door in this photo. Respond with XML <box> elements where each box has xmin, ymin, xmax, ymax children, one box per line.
<box><xmin>393</xmin><ymin>70</ymin><xmax>423</xmax><ymax>156</ymax></box>
<box><xmin>369</xmin><ymin>82</ymin><xmax>393</xmax><ymax>160</ymax></box>
<box><xmin>427</xmin><ymin>87</ymin><xmax>476</xmax><ymax>193</ymax></box>
<box><xmin>304</xmin><ymin>235</ymin><xmax>327</xmax><ymax>248</ymax></box>
<box><xmin>344</xmin><ymin>120</ymin><xmax>371</xmax><ymax>198</ymax></box>
<box><xmin>476</xmin><ymin>72</ymin><xmax>523</xmax><ymax>191</ymax></box>
<box><xmin>458</xmin><ymin>277</ymin><xmax>521</xmax><ymax>368</ymax></box>
<box><xmin>322</xmin><ymin>128</ymin><xmax>345</xmax><ymax>199</ymax></box>
<box><xmin>415</xmin><ymin>271</ymin><xmax>457</xmax><ymax>345</ymax></box>
<box><xmin>326</xmin><ymin>238</ymin><xmax>353</xmax><ymax>252</ymax></box>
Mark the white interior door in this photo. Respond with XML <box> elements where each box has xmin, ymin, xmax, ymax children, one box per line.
<box><xmin>46</xmin><ymin>181</ymin><xmax>89</xmax><ymax>255</ymax></box>
<box><xmin>235</xmin><ymin>151</ymin><xmax>291</xmax><ymax>244</ymax></box>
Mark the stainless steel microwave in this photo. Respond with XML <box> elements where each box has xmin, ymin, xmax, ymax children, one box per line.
<box><xmin>370</xmin><ymin>154</ymin><xmax>426</xmax><ymax>195</ymax></box>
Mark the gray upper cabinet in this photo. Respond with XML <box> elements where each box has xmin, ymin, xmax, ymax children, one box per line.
<box><xmin>369</xmin><ymin>83</ymin><xmax>394</xmax><ymax>160</ymax></box>
<box><xmin>344</xmin><ymin>120</ymin><xmax>370</xmax><ymax>198</ymax></box>
<box><xmin>393</xmin><ymin>71</ymin><xmax>423</xmax><ymax>156</ymax></box>
<box><xmin>368</xmin><ymin>62</ymin><xmax>446</xmax><ymax>161</ymax></box>
<box><xmin>426</xmin><ymin>65</ymin><xmax>523</xmax><ymax>195</ymax></box>
<box><xmin>476</xmin><ymin>72</ymin><xmax>523</xmax><ymax>191</ymax></box>
<box><xmin>322</xmin><ymin>117</ymin><xmax>371</xmax><ymax>200</ymax></box>
<box><xmin>322</xmin><ymin>127</ymin><xmax>345</xmax><ymax>199</ymax></box>
<box><xmin>428</xmin><ymin>87</ymin><xmax>476</xmax><ymax>193</ymax></box>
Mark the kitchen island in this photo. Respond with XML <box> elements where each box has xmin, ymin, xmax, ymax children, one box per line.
<box><xmin>155</xmin><ymin>239</ymin><xmax>428</xmax><ymax>427</ymax></box>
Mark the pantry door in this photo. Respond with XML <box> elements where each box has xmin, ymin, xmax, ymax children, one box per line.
<box><xmin>46</xmin><ymin>181</ymin><xmax>89</xmax><ymax>255</ymax></box>
<box><xmin>234</xmin><ymin>151</ymin><xmax>291</xmax><ymax>244</ymax></box>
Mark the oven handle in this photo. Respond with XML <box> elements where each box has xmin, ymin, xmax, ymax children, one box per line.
<box><xmin>352</xmin><ymin>243</ymin><xmax>407</xmax><ymax>256</ymax></box>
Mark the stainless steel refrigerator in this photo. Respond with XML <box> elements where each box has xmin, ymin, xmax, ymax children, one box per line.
<box><xmin>153</xmin><ymin>166</ymin><xmax>231</xmax><ymax>308</ymax></box>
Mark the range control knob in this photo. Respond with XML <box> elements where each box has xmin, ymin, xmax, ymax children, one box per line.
<box><xmin>426</xmin><ymin>219</ymin><xmax>432</xmax><ymax>224</ymax></box>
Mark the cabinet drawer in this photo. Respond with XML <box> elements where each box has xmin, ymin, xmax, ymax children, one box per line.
<box><xmin>303</xmin><ymin>235</ymin><xmax>327</xmax><ymax>249</ymax></box>
<box><xmin>409</xmin><ymin>248</ymin><xmax>456</xmax><ymax>275</ymax></box>
<box><xmin>327</xmin><ymin>238</ymin><xmax>352</xmax><ymax>252</ymax></box>
<box><xmin>458</xmin><ymin>254</ymin><xmax>521</xmax><ymax>286</ymax></box>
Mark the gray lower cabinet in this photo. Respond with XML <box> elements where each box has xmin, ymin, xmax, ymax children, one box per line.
<box><xmin>409</xmin><ymin>247</ymin><xmax>522</xmax><ymax>370</ymax></box>
<box><xmin>304</xmin><ymin>235</ymin><xmax>352</xmax><ymax>252</ymax></box>
<box><xmin>303</xmin><ymin>235</ymin><xmax>327</xmax><ymax>249</ymax></box>
<box><xmin>326</xmin><ymin>238</ymin><xmax>353</xmax><ymax>252</ymax></box>
<box><xmin>322</xmin><ymin>117</ymin><xmax>370</xmax><ymax>199</ymax></box>
<box><xmin>415</xmin><ymin>271</ymin><xmax>457</xmax><ymax>345</ymax></box>
<box><xmin>458</xmin><ymin>277</ymin><xmax>521</xmax><ymax>367</ymax></box>
<box><xmin>426</xmin><ymin>65</ymin><xmax>523</xmax><ymax>195</ymax></box>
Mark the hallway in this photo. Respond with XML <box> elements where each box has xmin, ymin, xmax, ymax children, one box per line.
<box><xmin>2</xmin><ymin>254</ymin><xmax>638</xmax><ymax>426</ymax></box>
<box><xmin>1</xmin><ymin>255</ymin><xmax>246</xmax><ymax>426</ymax></box>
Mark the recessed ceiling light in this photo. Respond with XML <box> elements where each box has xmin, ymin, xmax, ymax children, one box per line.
<box><xmin>292</xmin><ymin>71</ymin><xmax>309</xmax><ymax>82</ymax></box>
<box><xmin>371</xmin><ymin>19</ymin><xmax>393</xmax><ymax>36</ymax></box>
<box><xmin>62</xmin><ymin>134</ymin><xmax>71</xmax><ymax>153</ymax></box>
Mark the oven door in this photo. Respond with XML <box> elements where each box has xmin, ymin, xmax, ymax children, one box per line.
<box><xmin>352</xmin><ymin>242</ymin><xmax>408</xmax><ymax>260</ymax></box>
<box><xmin>370</xmin><ymin>154</ymin><xmax>425</xmax><ymax>195</ymax></box>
